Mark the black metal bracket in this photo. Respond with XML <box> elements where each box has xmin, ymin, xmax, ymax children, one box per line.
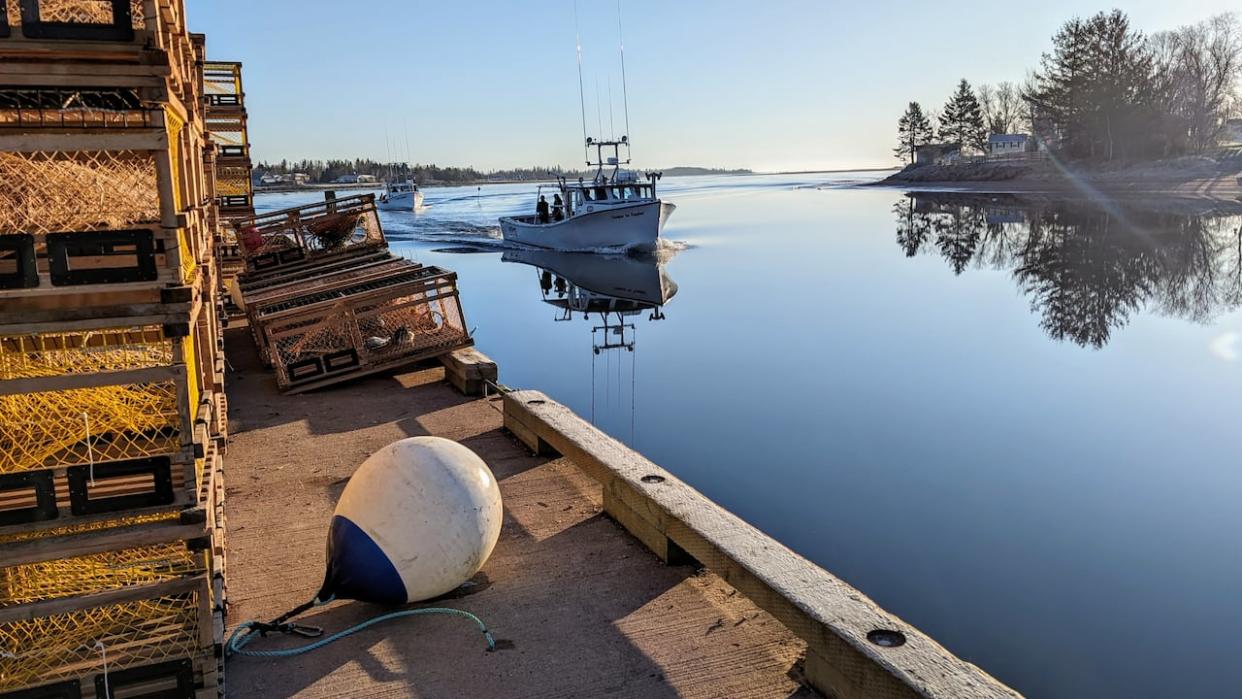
<box><xmin>0</xmin><ymin>233</ymin><xmax>38</xmax><ymax>289</ymax></box>
<box><xmin>0</xmin><ymin>679</ymin><xmax>82</xmax><ymax>699</ymax></box>
<box><xmin>67</xmin><ymin>456</ymin><xmax>176</xmax><ymax>516</ymax></box>
<box><xmin>95</xmin><ymin>659</ymin><xmax>194</xmax><ymax>699</ymax></box>
<box><xmin>47</xmin><ymin>229</ymin><xmax>158</xmax><ymax>286</ymax></box>
<box><xmin>0</xmin><ymin>470</ymin><xmax>59</xmax><ymax>526</ymax></box>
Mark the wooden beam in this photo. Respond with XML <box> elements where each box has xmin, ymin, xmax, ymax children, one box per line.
<box><xmin>0</xmin><ymin>130</ymin><xmax>168</xmax><ymax>153</ymax></box>
<box><xmin>0</xmin><ymin>365</ymin><xmax>177</xmax><ymax>396</ymax></box>
<box><xmin>0</xmin><ymin>519</ymin><xmax>207</xmax><ymax>568</ymax></box>
<box><xmin>0</xmin><ymin>575</ymin><xmax>205</xmax><ymax>624</ymax></box>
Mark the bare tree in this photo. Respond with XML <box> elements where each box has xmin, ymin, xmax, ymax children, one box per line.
<box><xmin>993</xmin><ymin>82</ymin><xmax>1022</xmax><ymax>135</ymax></box>
<box><xmin>977</xmin><ymin>83</ymin><xmax>997</xmax><ymax>135</ymax></box>
<box><xmin>1151</xmin><ymin>13</ymin><xmax>1242</xmax><ymax>152</ymax></box>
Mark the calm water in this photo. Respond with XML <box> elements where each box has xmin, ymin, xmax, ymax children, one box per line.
<box><xmin>257</xmin><ymin>175</ymin><xmax>1242</xmax><ymax>697</ymax></box>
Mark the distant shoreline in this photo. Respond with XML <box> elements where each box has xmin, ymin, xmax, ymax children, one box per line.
<box><xmin>254</xmin><ymin>166</ymin><xmax>899</xmax><ymax>195</ymax></box>
<box><xmin>867</xmin><ymin>156</ymin><xmax>1242</xmax><ymax>200</ymax></box>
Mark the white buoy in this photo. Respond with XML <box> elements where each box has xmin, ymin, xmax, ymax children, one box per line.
<box><xmin>317</xmin><ymin>437</ymin><xmax>503</xmax><ymax>604</ymax></box>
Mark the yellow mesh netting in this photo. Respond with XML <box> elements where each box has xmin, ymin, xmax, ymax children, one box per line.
<box><xmin>0</xmin><ymin>327</ymin><xmax>172</xmax><ymax>380</ymax></box>
<box><xmin>215</xmin><ymin>164</ymin><xmax>252</xmax><ymax>197</ymax></box>
<box><xmin>0</xmin><ymin>382</ymin><xmax>180</xmax><ymax>474</ymax></box>
<box><xmin>0</xmin><ymin>545</ymin><xmax>202</xmax><ymax>607</ymax></box>
<box><xmin>0</xmin><ymin>592</ymin><xmax>201</xmax><ymax>691</ymax></box>
<box><xmin>204</xmin><ymin>115</ymin><xmax>247</xmax><ymax>150</ymax></box>
<box><xmin>0</xmin><ymin>512</ymin><xmax>180</xmax><ymax>546</ymax></box>
<box><xmin>0</xmin><ymin>151</ymin><xmax>159</xmax><ymax>236</ymax></box>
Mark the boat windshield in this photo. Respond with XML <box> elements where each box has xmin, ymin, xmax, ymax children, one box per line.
<box><xmin>570</xmin><ymin>183</ymin><xmax>651</xmax><ymax>206</ymax></box>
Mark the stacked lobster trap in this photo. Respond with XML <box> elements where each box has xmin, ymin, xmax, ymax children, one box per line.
<box><xmin>0</xmin><ymin>2</ymin><xmax>227</xmax><ymax>697</ymax></box>
<box><xmin>234</xmin><ymin>193</ymin><xmax>474</xmax><ymax>393</ymax></box>
<box><xmin>202</xmin><ymin>60</ymin><xmax>251</xmax><ymax>302</ymax></box>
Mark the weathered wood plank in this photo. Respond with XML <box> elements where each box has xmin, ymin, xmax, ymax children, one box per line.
<box><xmin>503</xmin><ymin>390</ymin><xmax>1020</xmax><ymax>699</ymax></box>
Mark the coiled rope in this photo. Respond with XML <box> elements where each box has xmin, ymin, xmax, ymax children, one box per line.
<box><xmin>226</xmin><ymin>601</ymin><xmax>495</xmax><ymax>658</ymax></box>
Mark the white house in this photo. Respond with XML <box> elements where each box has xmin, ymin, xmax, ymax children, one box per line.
<box><xmin>356</xmin><ymin>174</ymin><xmax>378</xmax><ymax>183</ymax></box>
<box><xmin>334</xmin><ymin>173</ymin><xmax>361</xmax><ymax>184</ymax></box>
<box><xmin>988</xmin><ymin>134</ymin><xmax>1029</xmax><ymax>158</ymax></box>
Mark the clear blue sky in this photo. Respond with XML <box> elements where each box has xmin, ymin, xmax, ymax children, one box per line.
<box><xmin>188</xmin><ymin>1</ymin><xmax>1237</xmax><ymax>172</ymax></box>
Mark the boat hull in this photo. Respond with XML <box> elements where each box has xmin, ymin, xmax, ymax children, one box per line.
<box><xmin>377</xmin><ymin>190</ymin><xmax>425</xmax><ymax>211</ymax></box>
<box><xmin>499</xmin><ymin>200</ymin><xmax>675</xmax><ymax>251</ymax></box>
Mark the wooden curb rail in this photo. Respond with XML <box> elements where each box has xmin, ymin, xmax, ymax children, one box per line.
<box><xmin>503</xmin><ymin>389</ymin><xmax>1022</xmax><ymax>699</ymax></box>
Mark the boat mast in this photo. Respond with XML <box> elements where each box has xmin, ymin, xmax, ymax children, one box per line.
<box><xmin>574</xmin><ymin>1</ymin><xmax>589</xmax><ymax>167</ymax></box>
<box><xmin>617</xmin><ymin>0</ymin><xmax>632</xmax><ymax>156</ymax></box>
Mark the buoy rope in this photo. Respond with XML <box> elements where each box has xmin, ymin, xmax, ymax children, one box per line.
<box><xmin>226</xmin><ymin>601</ymin><xmax>495</xmax><ymax>658</ymax></box>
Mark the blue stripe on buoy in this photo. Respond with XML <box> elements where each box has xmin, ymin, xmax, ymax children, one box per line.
<box><xmin>319</xmin><ymin>514</ymin><xmax>408</xmax><ymax>605</ymax></box>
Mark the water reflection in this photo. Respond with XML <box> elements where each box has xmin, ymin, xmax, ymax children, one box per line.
<box><xmin>501</xmin><ymin>249</ymin><xmax>679</xmax><ymax>435</ymax></box>
<box><xmin>501</xmin><ymin>248</ymin><xmax>678</xmax><ymax>337</ymax></box>
<box><xmin>894</xmin><ymin>193</ymin><xmax>1242</xmax><ymax>347</ymax></box>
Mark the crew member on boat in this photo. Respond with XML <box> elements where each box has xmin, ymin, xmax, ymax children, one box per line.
<box><xmin>552</xmin><ymin>194</ymin><xmax>565</xmax><ymax>221</ymax></box>
<box><xmin>537</xmin><ymin>195</ymin><xmax>550</xmax><ymax>224</ymax></box>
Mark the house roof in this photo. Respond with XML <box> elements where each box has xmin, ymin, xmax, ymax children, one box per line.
<box><xmin>988</xmin><ymin>133</ymin><xmax>1029</xmax><ymax>144</ymax></box>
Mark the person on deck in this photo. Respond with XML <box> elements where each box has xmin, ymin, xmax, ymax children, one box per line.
<box><xmin>552</xmin><ymin>193</ymin><xmax>564</xmax><ymax>221</ymax></box>
<box><xmin>536</xmin><ymin>195</ymin><xmax>550</xmax><ymax>224</ymax></box>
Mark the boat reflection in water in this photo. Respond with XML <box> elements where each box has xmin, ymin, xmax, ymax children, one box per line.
<box><xmin>501</xmin><ymin>248</ymin><xmax>679</xmax><ymax>436</ymax></box>
<box><xmin>502</xmin><ymin>248</ymin><xmax>678</xmax><ymax>347</ymax></box>
<box><xmin>893</xmin><ymin>191</ymin><xmax>1242</xmax><ymax>348</ymax></box>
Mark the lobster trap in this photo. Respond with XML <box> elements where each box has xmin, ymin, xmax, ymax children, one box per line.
<box><xmin>0</xmin><ymin>100</ymin><xmax>214</xmax><ymax>313</ymax></box>
<box><xmin>0</xmin><ymin>321</ymin><xmax>222</xmax><ymax>532</ymax></box>
<box><xmin>235</xmin><ymin>193</ymin><xmax>385</xmax><ymax>273</ymax></box>
<box><xmin>253</xmin><ymin>265</ymin><xmax>472</xmax><ymax>392</ymax></box>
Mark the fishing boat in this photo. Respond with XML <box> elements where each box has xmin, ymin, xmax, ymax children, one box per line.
<box><xmin>499</xmin><ymin>138</ymin><xmax>674</xmax><ymax>250</ymax></box>
<box><xmin>377</xmin><ymin>179</ymin><xmax>424</xmax><ymax>211</ymax></box>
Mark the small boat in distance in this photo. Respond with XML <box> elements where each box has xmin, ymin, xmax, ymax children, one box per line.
<box><xmin>499</xmin><ymin>137</ymin><xmax>674</xmax><ymax>251</ymax></box>
<box><xmin>377</xmin><ymin>178</ymin><xmax>424</xmax><ymax>211</ymax></box>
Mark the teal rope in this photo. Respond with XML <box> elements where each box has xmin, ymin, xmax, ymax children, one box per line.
<box><xmin>227</xmin><ymin>607</ymin><xmax>496</xmax><ymax>658</ymax></box>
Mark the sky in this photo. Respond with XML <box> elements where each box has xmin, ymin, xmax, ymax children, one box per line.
<box><xmin>188</xmin><ymin>1</ymin><xmax>1239</xmax><ymax>172</ymax></box>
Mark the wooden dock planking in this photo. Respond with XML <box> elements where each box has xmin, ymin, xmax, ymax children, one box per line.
<box><xmin>220</xmin><ymin>324</ymin><xmax>814</xmax><ymax>698</ymax></box>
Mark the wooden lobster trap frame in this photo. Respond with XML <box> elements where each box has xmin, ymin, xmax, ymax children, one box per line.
<box><xmin>241</xmin><ymin>254</ymin><xmax>417</xmax><ymax>363</ymax></box>
<box><xmin>0</xmin><ymin>313</ymin><xmax>222</xmax><ymax>538</ymax></box>
<box><xmin>254</xmin><ymin>265</ymin><xmax>472</xmax><ymax>393</ymax></box>
<box><xmin>234</xmin><ymin>193</ymin><xmax>385</xmax><ymax>274</ymax></box>
<box><xmin>1</xmin><ymin>1</ymin><xmax>203</xmax><ymax>122</ymax></box>
<box><xmin>0</xmin><ymin>437</ymin><xmax>223</xmax><ymax>697</ymax></box>
<box><xmin>0</xmin><ymin>99</ymin><xmax>214</xmax><ymax>319</ymax></box>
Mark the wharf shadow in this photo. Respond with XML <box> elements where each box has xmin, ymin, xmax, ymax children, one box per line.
<box><xmin>223</xmin><ymin>324</ymin><xmax>473</xmax><ymax>438</ymax></box>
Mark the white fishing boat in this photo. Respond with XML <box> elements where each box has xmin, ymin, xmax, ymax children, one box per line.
<box><xmin>499</xmin><ymin>138</ymin><xmax>674</xmax><ymax>251</ymax></box>
<box><xmin>377</xmin><ymin>179</ymin><xmax>424</xmax><ymax>211</ymax></box>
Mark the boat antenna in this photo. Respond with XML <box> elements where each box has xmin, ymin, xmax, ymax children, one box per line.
<box><xmin>574</xmin><ymin>1</ymin><xmax>589</xmax><ymax>164</ymax></box>
<box><xmin>595</xmin><ymin>77</ymin><xmax>603</xmax><ymax>146</ymax></box>
<box><xmin>617</xmin><ymin>0</ymin><xmax>632</xmax><ymax>154</ymax></box>
<box><xmin>403</xmin><ymin>118</ymin><xmax>412</xmax><ymax>177</ymax></box>
<box><xmin>608</xmin><ymin>76</ymin><xmax>615</xmax><ymax>140</ymax></box>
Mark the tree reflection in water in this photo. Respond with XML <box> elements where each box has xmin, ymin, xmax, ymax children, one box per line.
<box><xmin>893</xmin><ymin>192</ymin><xmax>1242</xmax><ymax>348</ymax></box>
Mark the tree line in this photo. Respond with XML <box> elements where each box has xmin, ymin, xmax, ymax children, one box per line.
<box><xmin>255</xmin><ymin>158</ymin><xmax>589</xmax><ymax>185</ymax></box>
<box><xmin>896</xmin><ymin>10</ymin><xmax>1242</xmax><ymax>164</ymax></box>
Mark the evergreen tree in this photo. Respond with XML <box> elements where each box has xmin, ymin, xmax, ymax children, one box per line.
<box><xmin>894</xmin><ymin>101</ymin><xmax>935</xmax><ymax>164</ymax></box>
<box><xmin>1026</xmin><ymin>10</ymin><xmax>1158</xmax><ymax>160</ymax></box>
<box><xmin>939</xmin><ymin>79</ymin><xmax>988</xmax><ymax>152</ymax></box>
